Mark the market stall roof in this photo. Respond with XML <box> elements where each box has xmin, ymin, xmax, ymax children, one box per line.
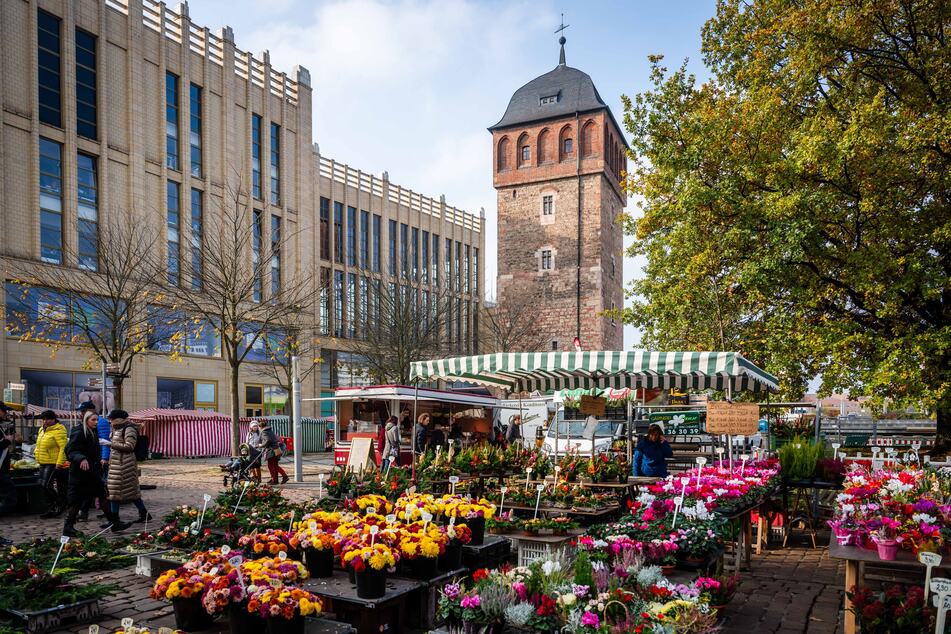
<box><xmin>410</xmin><ymin>351</ymin><xmax>779</xmax><ymax>393</ymax></box>
<box><xmin>128</xmin><ymin>408</ymin><xmax>231</xmax><ymax>422</ymax></box>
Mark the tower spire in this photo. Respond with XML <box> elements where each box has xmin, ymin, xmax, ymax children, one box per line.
<box><xmin>555</xmin><ymin>14</ymin><xmax>569</xmax><ymax>66</ymax></box>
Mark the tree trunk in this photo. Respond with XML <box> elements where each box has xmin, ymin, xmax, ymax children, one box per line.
<box><xmin>230</xmin><ymin>363</ymin><xmax>241</xmax><ymax>457</ymax></box>
<box><xmin>935</xmin><ymin>390</ymin><xmax>951</xmax><ymax>456</ymax></box>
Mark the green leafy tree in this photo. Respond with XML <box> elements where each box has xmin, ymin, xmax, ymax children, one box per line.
<box><xmin>621</xmin><ymin>0</ymin><xmax>951</xmax><ymax>446</ymax></box>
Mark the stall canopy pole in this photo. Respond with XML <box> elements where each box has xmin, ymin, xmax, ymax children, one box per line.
<box><xmin>411</xmin><ymin>380</ymin><xmax>420</xmax><ymax>482</ymax></box>
<box><xmin>726</xmin><ymin>380</ymin><xmax>734</xmax><ymax>470</ymax></box>
<box><xmin>626</xmin><ymin>397</ymin><xmax>633</xmax><ymax>465</ymax></box>
<box><xmin>291</xmin><ymin>356</ymin><xmax>303</xmax><ymax>483</ymax></box>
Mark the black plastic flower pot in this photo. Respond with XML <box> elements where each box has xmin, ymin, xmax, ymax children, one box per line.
<box><xmin>410</xmin><ymin>556</ymin><xmax>439</xmax><ymax>580</ymax></box>
<box><xmin>266</xmin><ymin>614</ymin><xmax>304</xmax><ymax>634</ymax></box>
<box><xmin>439</xmin><ymin>543</ymin><xmax>463</xmax><ymax>571</ymax></box>
<box><xmin>355</xmin><ymin>568</ymin><xmax>387</xmax><ymax>599</ymax></box>
<box><xmin>172</xmin><ymin>596</ymin><xmax>214</xmax><ymax>631</ymax></box>
<box><xmin>304</xmin><ymin>547</ymin><xmax>334</xmax><ymax>578</ymax></box>
<box><xmin>229</xmin><ymin>601</ymin><xmax>265</xmax><ymax>634</ymax></box>
<box><xmin>468</xmin><ymin>517</ymin><xmax>486</xmax><ymax>545</ymax></box>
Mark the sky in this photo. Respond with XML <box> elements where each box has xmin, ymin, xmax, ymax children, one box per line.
<box><xmin>186</xmin><ymin>0</ymin><xmax>718</xmax><ymax>348</ymax></box>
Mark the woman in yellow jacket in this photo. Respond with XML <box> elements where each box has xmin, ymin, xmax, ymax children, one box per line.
<box><xmin>35</xmin><ymin>410</ymin><xmax>68</xmax><ymax>518</ymax></box>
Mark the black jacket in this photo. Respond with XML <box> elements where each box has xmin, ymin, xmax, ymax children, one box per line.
<box><xmin>65</xmin><ymin>424</ymin><xmax>105</xmax><ymax>501</ymax></box>
<box><xmin>0</xmin><ymin>437</ymin><xmax>11</xmax><ymax>474</ymax></box>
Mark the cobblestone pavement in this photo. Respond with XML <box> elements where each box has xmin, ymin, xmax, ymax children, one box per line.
<box><xmin>3</xmin><ymin>456</ymin><xmax>847</xmax><ymax>634</ymax></box>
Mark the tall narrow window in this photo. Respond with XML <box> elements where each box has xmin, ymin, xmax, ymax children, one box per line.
<box><xmin>347</xmin><ymin>273</ymin><xmax>356</xmax><ymax>339</ymax></box>
<box><xmin>189</xmin><ymin>84</ymin><xmax>202</xmax><ymax>177</ymax></box>
<box><xmin>251</xmin><ymin>114</ymin><xmax>262</xmax><ymax>199</ymax></box>
<box><xmin>360</xmin><ymin>276</ymin><xmax>369</xmax><ymax>335</ymax></box>
<box><xmin>269</xmin><ymin>122</ymin><xmax>280</xmax><ymax>205</ymax></box>
<box><xmin>347</xmin><ymin>206</ymin><xmax>357</xmax><ymax>266</ymax></box>
<box><xmin>359</xmin><ymin>210</ymin><xmax>369</xmax><ymax>269</ymax></box>
<box><xmin>165</xmin><ymin>72</ymin><xmax>179</xmax><ymax>170</ymax></box>
<box><xmin>421</xmin><ymin>231</ymin><xmax>430</xmax><ymax>284</ymax></box>
<box><xmin>334</xmin><ymin>271</ymin><xmax>344</xmax><ymax>338</ymax></box>
<box><xmin>542</xmin><ymin>195</ymin><xmax>553</xmax><ymax>216</ymax></box>
<box><xmin>474</xmin><ymin>248</ymin><xmax>479</xmax><ymax>295</ymax></box>
<box><xmin>455</xmin><ymin>241</ymin><xmax>462</xmax><ymax>291</ymax></box>
<box><xmin>38</xmin><ymin>139</ymin><xmax>63</xmax><ymax>264</ymax></box>
<box><xmin>75</xmin><ymin>29</ymin><xmax>97</xmax><ymax>139</ymax></box>
<box><xmin>318</xmin><ymin>268</ymin><xmax>330</xmax><ymax>335</ymax></box>
<box><xmin>400</xmin><ymin>224</ymin><xmax>408</xmax><ymax>279</ymax></box>
<box><xmin>77</xmin><ymin>153</ymin><xmax>98</xmax><ymax>270</ymax></box>
<box><xmin>411</xmin><ymin>228</ymin><xmax>419</xmax><ymax>281</ymax></box>
<box><xmin>464</xmin><ymin>245</ymin><xmax>470</xmax><ymax>294</ymax></box>
<box><xmin>271</xmin><ymin>215</ymin><xmax>281</xmax><ymax>295</ymax></box>
<box><xmin>166</xmin><ymin>181</ymin><xmax>181</xmax><ymax>285</ymax></box>
<box><xmin>333</xmin><ymin>202</ymin><xmax>344</xmax><ymax>263</ymax></box>
<box><xmin>444</xmin><ymin>238</ymin><xmax>451</xmax><ymax>288</ymax></box>
<box><xmin>251</xmin><ymin>210</ymin><xmax>263</xmax><ymax>301</ymax></box>
<box><xmin>319</xmin><ymin>198</ymin><xmax>330</xmax><ymax>260</ymax></box>
<box><xmin>37</xmin><ymin>11</ymin><xmax>62</xmax><ymax>128</ymax></box>
<box><xmin>456</xmin><ymin>298</ymin><xmax>463</xmax><ymax>352</ymax></box>
<box><xmin>190</xmin><ymin>189</ymin><xmax>202</xmax><ymax>289</ymax></box>
<box><xmin>372</xmin><ymin>214</ymin><xmax>381</xmax><ymax>272</ymax></box>
<box><xmin>432</xmin><ymin>234</ymin><xmax>439</xmax><ymax>287</ymax></box>
<box><xmin>388</xmin><ymin>220</ymin><xmax>397</xmax><ymax>275</ymax></box>
<box><xmin>541</xmin><ymin>249</ymin><xmax>553</xmax><ymax>270</ymax></box>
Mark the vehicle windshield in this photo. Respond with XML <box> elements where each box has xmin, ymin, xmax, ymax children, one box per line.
<box><xmin>547</xmin><ymin>421</ymin><xmax>617</xmax><ymax>438</ymax></box>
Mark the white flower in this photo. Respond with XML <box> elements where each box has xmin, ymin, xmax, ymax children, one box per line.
<box><xmin>913</xmin><ymin>513</ymin><xmax>937</xmax><ymax>525</ymax></box>
<box><xmin>558</xmin><ymin>593</ymin><xmax>577</xmax><ymax>607</ymax></box>
<box><xmin>541</xmin><ymin>560</ymin><xmax>561</xmax><ymax>576</ymax></box>
<box><xmin>637</xmin><ymin>492</ymin><xmax>657</xmax><ymax>505</ymax></box>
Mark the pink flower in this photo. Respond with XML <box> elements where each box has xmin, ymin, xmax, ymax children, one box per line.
<box><xmin>460</xmin><ymin>594</ymin><xmax>481</xmax><ymax>609</ymax></box>
<box><xmin>512</xmin><ymin>581</ymin><xmax>527</xmax><ymax>601</ymax></box>
<box><xmin>581</xmin><ymin>611</ymin><xmax>600</xmax><ymax>627</ymax></box>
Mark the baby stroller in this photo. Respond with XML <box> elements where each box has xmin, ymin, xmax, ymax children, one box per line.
<box><xmin>220</xmin><ymin>443</ymin><xmax>264</xmax><ymax>488</ymax></box>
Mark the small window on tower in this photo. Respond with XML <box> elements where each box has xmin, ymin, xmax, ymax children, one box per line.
<box><xmin>539</xmin><ymin>94</ymin><xmax>559</xmax><ymax>105</ymax></box>
<box><xmin>551</xmin><ymin>340</ymin><xmax>559</xmax><ymax>351</ymax></box>
<box><xmin>521</xmin><ymin>145</ymin><xmax>530</xmax><ymax>163</ymax></box>
<box><xmin>542</xmin><ymin>195</ymin><xmax>553</xmax><ymax>216</ymax></box>
<box><xmin>541</xmin><ymin>249</ymin><xmax>553</xmax><ymax>270</ymax></box>
<box><xmin>563</xmin><ymin>138</ymin><xmax>573</xmax><ymax>155</ymax></box>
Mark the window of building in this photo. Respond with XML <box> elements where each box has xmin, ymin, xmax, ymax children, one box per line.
<box><xmin>521</xmin><ymin>145</ymin><xmax>530</xmax><ymax>163</ymax></box>
<box><xmin>334</xmin><ymin>270</ymin><xmax>344</xmax><ymax>338</ymax></box>
<box><xmin>189</xmin><ymin>83</ymin><xmax>202</xmax><ymax>177</ymax></box>
<box><xmin>157</xmin><ymin>378</ymin><xmax>217</xmax><ymax>411</ymax></box>
<box><xmin>455</xmin><ymin>241</ymin><xmax>462</xmax><ymax>291</ymax></box>
<box><xmin>464</xmin><ymin>245</ymin><xmax>470</xmax><ymax>294</ymax></box>
<box><xmin>190</xmin><ymin>189</ymin><xmax>202</xmax><ymax>289</ymax></box>
<box><xmin>167</xmin><ymin>181</ymin><xmax>181</xmax><ymax>285</ymax></box>
<box><xmin>360</xmin><ymin>276</ymin><xmax>369</xmax><ymax>335</ymax></box>
<box><xmin>360</xmin><ymin>210</ymin><xmax>369</xmax><ymax>269</ymax></box>
<box><xmin>319</xmin><ymin>197</ymin><xmax>330</xmax><ymax>260</ymax></box>
<box><xmin>497</xmin><ymin>137</ymin><xmax>510</xmax><ymax>171</ymax></box>
<box><xmin>21</xmin><ymin>369</ymin><xmax>114</xmax><ymax>411</ymax></box>
<box><xmin>39</xmin><ymin>138</ymin><xmax>63</xmax><ymax>264</ymax></box>
<box><xmin>37</xmin><ymin>10</ymin><xmax>62</xmax><ymax>128</ymax></box>
<box><xmin>372</xmin><ymin>214</ymin><xmax>381</xmax><ymax>272</ymax></box>
<box><xmin>539</xmin><ymin>94</ymin><xmax>559</xmax><ymax>105</ymax></box>
<box><xmin>473</xmin><ymin>247</ymin><xmax>479</xmax><ymax>295</ymax></box>
<box><xmin>543</xmin><ymin>195</ymin><xmax>553</xmax><ymax>216</ymax></box>
<box><xmin>271</xmin><ymin>215</ymin><xmax>281</xmax><ymax>295</ymax></box>
<box><xmin>610</xmin><ymin>255</ymin><xmax>616</xmax><ymax>279</ymax></box>
<box><xmin>333</xmin><ymin>202</ymin><xmax>344</xmax><ymax>263</ymax></box>
<box><xmin>347</xmin><ymin>273</ymin><xmax>356</xmax><ymax>339</ymax></box>
<box><xmin>166</xmin><ymin>72</ymin><xmax>179</xmax><ymax>170</ymax></box>
<box><xmin>456</xmin><ymin>297</ymin><xmax>462</xmax><ymax>352</ymax></box>
<box><xmin>388</xmin><ymin>219</ymin><xmax>397</xmax><ymax>275</ymax></box>
<box><xmin>251</xmin><ymin>114</ymin><xmax>262</xmax><ymax>199</ymax></box>
<box><xmin>563</xmin><ymin>138</ymin><xmax>573</xmax><ymax>156</ymax></box>
<box><xmin>421</xmin><ymin>231</ymin><xmax>430</xmax><ymax>283</ymax></box>
<box><xmin>77</xmin><ymin>152</ymin><xmax>98</xmax><ymax>271</ymax></box>
<box><xmin>318</xmin><ymin>267</ymin><xmax>330</xmax><ymax>335</ymax></box>
<box><xmin>551</xmin><ymin>340</ymin><xmax>559</xmax><ymax>351</ymax></box>
<box><xmin>75</xmin><ymin>28</ymin><xmax>97</xmax><ymax>139</ymax></box>
<box><xmin>411</xmin><ymin>227</ymin><xmax>419</xmax><ymax>281</ymax></box>
<box><xmin>399</xmin><ymin>223</ymin><xmax>408</xmax><ymax>279</ymax></box>
<box><xmin>251</xmin><ymin>210</ymin><xmax>263</xmax><ymax>301</ymax></box>
<box><xmin>270</xmin><ymin>122</ymin><xmax>280</xmax><ymax>205</ymax></box>
<box><xmin>347</xmin><ymin>206</ymin><xmax>357</xmax><ymax>266</ymax></box>
<box><xmin>244</xmin><ymin>384</ymin><xmax>264</xmax><ymax>417</ymax></box>
<box><xmin>432</xmin><ymin>233</ymin><xmax>440</xmax><ymax>286</ymax></box>
<box><xmin>462</xmin><ymin>299</ymin><xmax>469</xmax><ymax>352</ymax></box>
<box><xmin>541</xmin><ymin>249</ymin><xmax>553</xmax><ymax>270</ymax></box>
<box><xmin>372</xmin><ymin>279</ymin><xmax>382</xmax><ymax>329</ymax></box>
<box><xmin>444</xmin><ymin>238</ymin><xmax>452</xmax><ymax>288</ymax></box>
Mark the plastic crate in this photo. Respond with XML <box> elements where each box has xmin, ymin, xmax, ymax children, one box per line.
<box><xmin>516</xmin><ymin>540</ymin><xmax>553</xmax><ymax>566</ymax></box>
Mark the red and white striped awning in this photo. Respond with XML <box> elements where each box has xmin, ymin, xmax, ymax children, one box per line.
<box><xmin>129</xmin><ymin>408</ymin><xmax>242</xmax><ymax>457</ymax></box>
<box><xmin>24</xmin><ymin>404</ymin><xmax>83</xmax><ymax>420</ymax></box>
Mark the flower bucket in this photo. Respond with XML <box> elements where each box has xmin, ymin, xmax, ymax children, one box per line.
<box><xmin>266</xmin><ymin>615</ymin><xmax>304</xmax><ymax>634</ymax></box>
<box><xmin>439</xmin><ymin>542</ymin><xmax>463</xmax><ymax>571</ymax></box>
<box><xmin>833</xmin><ymin>530</ymin><xmax>853</xmax><ymax>546</ymax></box>
<box><xmin>355</xmin><ymin>568</ymin><xmax>387</xmax><ymax>599</ymax></box>
<box><xmin>304</xmin><ymin>547</ymin><xmax>334</xmax><ymax>578</ymax></box>
<box><xmin>409</xmin><ymin>556</ymin><xmax>439</xmax><ymax>580</ymax></box>
<box><xmin>172</xmin><ymin>596</ymin><xmax>214</xmax><ymax>631</ymax></box>
<box><xmin>468</xmin><ymin>517</ymin><xmax>486</xmax><ymax>545</ymax></box>
<box><xmin>347</xmin><ymin>565</ymin><xmax>356</xmax><ymax>584</ymax></box>
<box><xmin>229</xmin><ymin>601</ymin><xmax>265</xmax><ymax>634</ymax></box>
<box><xmin>661</xmin><ymin>564</ymin><xmax>676</xmax><ymax>577</ymax></box>
<box><xmin>876</xmin><ymin>540</ymin><xmax>899</xmax><ymax>561</ymax></box>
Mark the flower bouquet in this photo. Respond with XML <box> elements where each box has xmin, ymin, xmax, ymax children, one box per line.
<box><xmin>694</xmin><ymin>574</ymin><xmax>738</xmax><ymax>609</ymax></box>
<box><xmin>487</xmin><ymin>512</ymin><xmax>521</xmax><ymax>535</ymax></box>
<box><xmin>440</xmin><ymin>522</ymin><xmax>472</xmax><ymax>571</ymax></box>
<box><xmin>246</xmin><ymin>586</ymin><xmax>322</xmax><ymax>634</ymax></box>
<box><xmin>398</xmin><ymin>523</ymin><xmax>448</xmax><ymax>580</ymax></box>
<box><xmin>150</xmin><ymin>567</ymin><xmax>215</xmax><ymax>630</ymax></box>
<box><xmin>293</xmin><ymin>528</ymin><xmax>336</xmax><ymax>578</ymax></box>
<box><xmin>354</xmin><ymin>494</ymin><xmax>393</xmax><ymax>516</ymax></box>
<box><xmin>342</xmin><ymin>543</ymin><xmax>398</xmax><ymax>599</ymax></box>
<box><xmin>237</xmin><ymin>529</ymin><xmax>296</xmax><ymax>559</ymax></box>
<box><xmin>439</xmin><ymin>495</ymin><xmax>496</xmax><ymax>545</ymax></box>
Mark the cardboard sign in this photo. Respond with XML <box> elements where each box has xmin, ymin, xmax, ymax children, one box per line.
<box><xmin>706</xmin><ymin>402</ymin><xmax>759</xmax><ymax>435</ymax></box>
<box><xmin>579</xmin><ymin>395</ymin><xmax>606</xmax><ymax>416</ymax></box>
<box><xmin>347</xmin><ymin>437</ymin><xmax>374</xmax><ymax>472</ymax></box>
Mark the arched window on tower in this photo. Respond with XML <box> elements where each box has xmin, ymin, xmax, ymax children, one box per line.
<box><xmin>581</xmin><ymin>121</ymin><xmax>596</xmax><ymax>157</ymax></box>
<box><xmin>537</xmin><ymin>128</ymin><xmax>551</xmax><ymax>164</ymax></box>
<box><xmin>497</xmin><ymin>136</ymin><xmax>510</xmax><ymax>172</ymax></box>
<box><xmin>517</xmin><ymin>133</ymin><xmax>530</xmax><ymax>168</ymax></box>
<box><xmin>559</xmin><ymin>125</ymin><xmax>573</xmax><ymax>162</ymax></box>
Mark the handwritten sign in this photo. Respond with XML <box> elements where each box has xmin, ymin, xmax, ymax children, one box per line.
<box><xmin>579</xmin><ymin>395</ymin><xmax>606</xmax><ymax>416</ymax></box>
<box><xmin>706</xmin><ymin>401</ymin><xmax>759</xmax><ymax>435</ymax></box>
<box><xmin>347</xmin><ymin>437</ymin><xmax>374</xmax><ymax>472</ymax></box>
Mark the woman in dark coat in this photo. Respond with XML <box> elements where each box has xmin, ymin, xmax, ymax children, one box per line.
<box><xmin>106</xmin><ymin>410</ymin><xmax>150</xmax><ymax>523</ymax></box>
<box><xmin>62</xmin><ymin>411</ymin><xmax>129</xmax><ymax>537</ymax></box>
<box><xmin>632</xmin><ymin>423</ymin><xmax>674</xmax><ymax>478</ymax></box>
<box><xmin>259</xmin><ymin>420</ymin><xmax>288</xmax><ymax>484</ymax></box>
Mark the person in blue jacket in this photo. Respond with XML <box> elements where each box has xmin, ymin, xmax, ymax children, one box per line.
<box><xmin>633</xmin><ymin>423</ymin><xmax>673</xmax><ymax>478</ymax></box>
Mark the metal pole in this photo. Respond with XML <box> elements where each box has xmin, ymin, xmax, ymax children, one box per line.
<box><xmin>725</xmin><ymin>380</ymin><xmax>733</xmax><ymax>470</ymax></box>
<box><xmin>292</xmin><ymin>356</ymin><xmax>303</xmax><ymax>482</ymax></box>
<box><xmin>411</xmin><ymin>381</ymin><xmax>419</xmax><ymax>482</ymax></box>
<box><xmin>626</xmin><ymin>396</ymin><xmax>633</xmax><ymax>464</ymax></box>
<box><xmin>101</xmin><ymin>360</ymin><xmax>108</xmax><ymax>414</ymax></box>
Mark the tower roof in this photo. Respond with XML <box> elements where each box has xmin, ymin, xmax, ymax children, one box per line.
<box><xmin>489</xmin><ymin>64</ymin><xmax>609</xmax><ymax>131</ymax></box>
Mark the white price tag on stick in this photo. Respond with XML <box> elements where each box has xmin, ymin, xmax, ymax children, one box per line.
<box><xmin>921</xmin><ymin>551</ymin><xmax>943</xmax><ymax>604</ymax></box>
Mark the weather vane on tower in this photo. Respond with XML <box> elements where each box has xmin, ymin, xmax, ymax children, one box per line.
<box><xmin>555</xmin><ymin>13</ymin><xmax>569</xmax><ymax>65</ymax></box>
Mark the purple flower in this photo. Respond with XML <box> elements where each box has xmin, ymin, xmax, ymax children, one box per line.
<box><xmin>913</xmin><ymin>499</ymin><xmax>938</xmax><ymax>513</ymax></box>
<box><xmin>443</xmin><ymin>583</ymin><xmax>461</xmax><ymax>600</ymax></box>
<box><xmin>581</xmin><ymin>611</ymin><xmax>600</xmax><ymax>628</ymax></box>
<box><xmin>572</xmin><ymin>584</ymin><xmax>590</xmax><ymax>599</ymax></box>
<box><xmin>460</xmin><ymin>594</ymin><xmax>481</xmax><ymax>609</ymax></box>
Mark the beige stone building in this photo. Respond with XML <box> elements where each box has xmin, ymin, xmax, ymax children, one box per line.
<box><xmin>490</xmin><ymin>39</ymin><xmax>625</xmax><ymax>351</ymax></box>
<box><xmin>0</xmin><ymin>0</ymin><xmax>483</xmax><ymax>417</ymax></box>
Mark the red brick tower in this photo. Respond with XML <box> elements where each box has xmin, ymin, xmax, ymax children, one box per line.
<box><xmin>489</xmin><ymin>36</ymin><xmax>626</xmax><ymax>351</ymax></box>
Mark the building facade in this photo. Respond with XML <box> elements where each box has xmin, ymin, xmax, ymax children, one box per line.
<box><xmin>0</xmin><ymin>0</ymin><xmax>483</xmax><ymax>416</ymax></box>
<box><xmin>490</xmin><ymin>39</ymin><xmax>625</xmax><ymax>351</ymax></box>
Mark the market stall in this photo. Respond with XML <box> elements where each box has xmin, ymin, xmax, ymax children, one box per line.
<box><xmin>130</xmin><ymin>408</ymin><xmax>238</xmax><ymax>457</ymax></box>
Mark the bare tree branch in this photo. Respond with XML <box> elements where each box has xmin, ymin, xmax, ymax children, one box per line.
<box><xmin>479</xmin><ymin>294</ymin><xmax>550</xmax><ymax>353</ymax></box>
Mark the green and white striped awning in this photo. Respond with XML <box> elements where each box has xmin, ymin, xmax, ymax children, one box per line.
<box><xmin>410</xmin><ymin>351</ymin><xmax>779</xmax><ymax>393</ymax></box>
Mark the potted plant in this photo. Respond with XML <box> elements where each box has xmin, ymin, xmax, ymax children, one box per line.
<box><xmin>151</xmin><ymin>567</ymin><xmax>215</xmax><ymax>630</ymax></box>
<box><xmin>397</xmin><ymin>523</ymin><xmax>447</xmax><ymax>580</ymax></box>
<box><xmin>870</xmin><ymin>516</ymin><xmax>902</xmax><ymax>560</ymax></box>
<box><xmin>342</xmin><ymin>543</ymin><xmax>398</xmax><ymax>599</ymax></box>
<box><xmin>521</xmin><ymin>518</ymin><xmax>549</xmax><ymax>536</ymax></box>
<box><xmin>675</xmin><ymin>524</ymin><xmax>721</xmax><ymax>564</ymax></box>
<box><xmin>849</xmin><ymin>584</ymin><xmax>927</xmax><ymax>634</ymax></box>
<box><xmin>695</xmin><ymin>574</ymin><xmax>739</xmax><ymax>613</ymax></box>
<box><xmin>440</xmin><ymin>496</ymin><xmax>495</xmax><ymax>545</ymax></box>
<box><xmin>777</xmin><ymin>436</ymin><xmax>824</xmax><ymax>482</ymax></box>
<box><xmin>549</xmin><ymin>516</ymin><xmax>578</xmax><ymax>536</ymax></box>
<box><xmin>237</xmin><ymin>530</ymin><xmax>295</xmax><ymax>559</ymax></box>
<box><xmin>246</xmin><ymin>586</ymin><xmax>322</xmax><ymax>634</ymax></box>
<box><xmin>296</xmin><ymin>529</ymin><xmax>336</xmax><ymax>578</ymax></box>
<box><xmin>487</xmin><ymin>512</ymin><xmax>520</xmax><ymax>535</ymax></box>
<box><xmin>439</xmin><ymin>522</ymin><xmax>472</xmax><ymax>571</ymax></box>
<box><xmin>827</xmin><ymin>518</ymin><xmax>858</xmax><ymax>546</ymax></box>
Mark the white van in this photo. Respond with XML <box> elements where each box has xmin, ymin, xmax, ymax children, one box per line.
<box><xmin>495</xmin><ymin>398</ymin><xmax>554</xmax><ymax>449</ymax></box>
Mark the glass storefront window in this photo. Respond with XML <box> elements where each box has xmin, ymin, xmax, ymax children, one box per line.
<box><xmin>22</xmin><ymin>369</ymin><xmax>114</xmax><ymax>412</ymax></box>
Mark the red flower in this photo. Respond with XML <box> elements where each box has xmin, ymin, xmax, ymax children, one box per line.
<box><xmin>472</xmin><ymin>568</ymin><xmax>489</xmax><ymax>582</ymax></box>
<box><xmin>536</xmin><ymin>595</ymin><xmax>556</xmax><ymax>616</ymax></box>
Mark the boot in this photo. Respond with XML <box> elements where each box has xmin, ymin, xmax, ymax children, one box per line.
<box><xmin>108</xmin><ymin>512</ymin><xmax>132</xmax><ymax>532</ymax></box>
<box><xmin>62</xmin><ymin>520</ymin><xmax>81</xmax><ymax>538</ymax></box>
<box><xmin>134</xmin><ymin>511</ymin><xmax>153</xmax><ymax>524</ymax></box>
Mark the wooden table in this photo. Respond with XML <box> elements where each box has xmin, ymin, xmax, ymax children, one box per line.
<box><xmin>303</xmin><ymin>571</ymin><xmax>423</xmax><ymax>634</ymax></box>
<box><xmin>828</xmin><ymin>535</ymin><xmax>951</xmax><ymax>634</ymax></box>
